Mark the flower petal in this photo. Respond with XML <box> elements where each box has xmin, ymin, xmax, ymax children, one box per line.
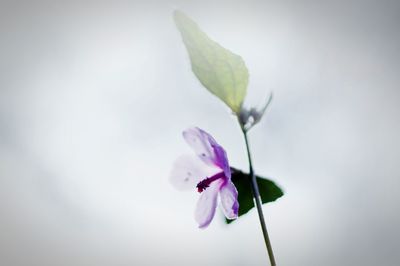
<box><xmin>211</xmin><ymin>144</ymin><xmax>231</xmax><ymax>180</ymax></box>
<box><xmin>169</xmin><ymin>155</ymin><xmax>218</xmax><ymax>191</ymax></box>
<box><xmin>219</xmin><ymin>181</ymin><xmax>239</xmax><ymax>220</ymax></box>
<box><xmin>183</xmin><ymin>127</ymin><xmax>230</xmax><ymax>178</ymax></box>
<box><xmin>194</xmin><ymin>180</ymin><xmax>222</xmax><ymax>228</ymax></box>
<box><xmin>183</xmin><ymin>127</ymin><xmax>216</xmax><ymax>166</ymax></box>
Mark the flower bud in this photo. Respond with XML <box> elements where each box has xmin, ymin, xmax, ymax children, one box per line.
<box><xmin>238</xmin><ymin>93</ymin><xmax>273</xmax><ymax>131</ymax></box>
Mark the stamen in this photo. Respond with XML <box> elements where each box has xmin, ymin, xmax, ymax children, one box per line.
<box><xmin>196</xmin><ymin>178</ymin><xmax>211</xmax><ymax>193</ymax></box>
<box><xmin>196</xmin><ymin>172</ymin><xmax>225</xmax><ymax>193</ymax></box>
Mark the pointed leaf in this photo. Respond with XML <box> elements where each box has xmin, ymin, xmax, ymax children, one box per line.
<box><xmin>173</xmin><ymin>10</ymin><xmax>248</xmax><ymax>114</ymax></box>
<box><xmin>226</xmin><ymin>167</ymin><xmax>284</xmax><ymax>224</ymax></box>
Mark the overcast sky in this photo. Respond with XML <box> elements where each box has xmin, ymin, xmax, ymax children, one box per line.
<box><xmin>1</xmin><ymin>1</ymin><xmax>399</xmax><ymax>265</ymax></box>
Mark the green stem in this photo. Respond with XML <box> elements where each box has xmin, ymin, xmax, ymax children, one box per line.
<box><xmin>242</xmin><ymin>129</ymin><xmax>276</xmax><ymax>266</ymax></box>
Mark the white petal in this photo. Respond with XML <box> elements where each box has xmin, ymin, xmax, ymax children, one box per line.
<box><xmin>169</xmin><ymin>154</ymin><xmax>218</xmax><ymax>191</ymax></box>
<box><xmin>219</xmin><ymin>181</ymin><xmax>239</xmax><ymax>219</ymax></box>
<box><xmin>194</xmin><ymin>180</ymin><xmax>222</xmax><ymax>228</ymax></box>
<box><xmin>182</xmin><ymin>127</ymin><xmax>216</xmax><ymax>167</ymax></box>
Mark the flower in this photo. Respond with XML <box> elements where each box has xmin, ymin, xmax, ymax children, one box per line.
<box><xmin>170</xmin><ymin>127</ymin><xmax>239</xmax><ymax>228</ymax></box>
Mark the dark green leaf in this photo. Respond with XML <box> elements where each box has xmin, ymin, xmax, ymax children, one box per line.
<box><xmin>226</xmin><ymin>167</ymin><xmax>284</xmax><ymax>224</ymax></box>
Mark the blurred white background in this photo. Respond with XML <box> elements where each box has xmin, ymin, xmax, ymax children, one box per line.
<box><xmin>1</xmin><ymin>0</ymin><xmax>399</xmax><ymax>265</ymax></box>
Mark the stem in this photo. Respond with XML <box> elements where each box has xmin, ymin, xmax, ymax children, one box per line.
<box><xmin>242</xmin><ymin>129</ymin><xmax>276</xmax><ymax>266</ymax></box>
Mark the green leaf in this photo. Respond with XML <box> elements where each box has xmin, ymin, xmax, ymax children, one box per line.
<box><xmin>173</xmin><ymin>10</ymin><xmax>249</xmax><ymax>114</ymax></box>
<box><xmin>226</xmin><ymin>167</ymin><xmax>284</xmax><ymax>224</ymax></box>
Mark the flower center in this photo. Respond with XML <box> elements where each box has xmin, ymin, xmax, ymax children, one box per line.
<box><xmin>196</xmin><ymin>171</ymin><xmax>225</xmax><ymax>193</ymax></box>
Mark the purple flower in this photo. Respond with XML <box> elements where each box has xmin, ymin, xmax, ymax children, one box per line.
<box><xmin>170</xmin><ymin>127</ymin><xmax>239</xmax><ymax>228</ymax></box>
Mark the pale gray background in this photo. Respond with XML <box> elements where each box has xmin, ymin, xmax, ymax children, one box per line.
<box><xmin>1</xmin><ymin>0</ymin><xmax>399</xmax><ymax>265</ymax></box>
